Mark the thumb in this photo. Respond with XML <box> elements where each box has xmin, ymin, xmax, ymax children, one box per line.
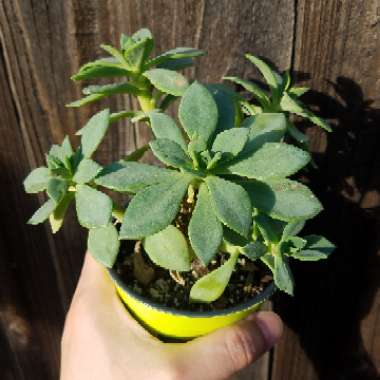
<box><xmin>176</xmin><ymin>311</ymin><xmax>283</xmax><ymax>380</ymax></box>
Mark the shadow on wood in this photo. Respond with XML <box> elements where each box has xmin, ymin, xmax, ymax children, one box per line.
<box><xmin>273</xmin><ymin>76</ymin><xmax>380</xmax><ymax>380</ymax></box>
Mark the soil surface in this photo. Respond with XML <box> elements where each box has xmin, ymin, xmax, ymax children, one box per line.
<box><xmin>115</xmin><ymin>240</ymin><xmax>273</xmax><ymax>312</ymax></box>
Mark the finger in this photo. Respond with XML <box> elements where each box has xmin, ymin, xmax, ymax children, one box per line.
<box><xmin>73</xmin><ymin>253</ymin><xmax>154</xmax><ymax>338</ymax></box>
<box><xmin>176</xmin><ymin>311</ymin><xmax>283</xmax><ymax>380</ymax></box>
<box><xmin>76</xmin><ymin>253</ymin><xmax>112</xmax><ymax>293</ymax></box>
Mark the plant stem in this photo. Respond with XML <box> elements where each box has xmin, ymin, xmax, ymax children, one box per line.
<box><xmin>112</xmin><ymin>203</ymin><xmax>125</xmax><ymax>223</ymax></box>
<box><xmin>137</xmin><ymin>95</ymin><xmax>156</xmax><ymax>113</ymax></box>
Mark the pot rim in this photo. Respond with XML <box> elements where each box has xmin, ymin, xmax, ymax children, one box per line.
<box><xmin>108</xmin><ymin>268</ymin><xmax>276</xmax><ymax>317</ymax></box>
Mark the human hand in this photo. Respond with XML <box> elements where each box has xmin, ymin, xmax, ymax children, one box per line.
<box><xmin>61</xmin><ymin>254</ymin><xmax>283</xmax><ymax>380</ymax></box>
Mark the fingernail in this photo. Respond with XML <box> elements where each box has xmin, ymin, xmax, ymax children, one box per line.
<box><xmin>253</xmin><ymin>311</ymin><xmax>283</xmax><ymax>347</ymax></box>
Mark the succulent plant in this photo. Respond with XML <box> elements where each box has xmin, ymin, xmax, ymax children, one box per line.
<box><xmin>24</xmin><ymin>29</ymin><xmax>335</xmax><ymax>304</ymax></box>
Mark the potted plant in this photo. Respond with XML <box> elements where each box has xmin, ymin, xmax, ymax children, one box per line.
<box><xmin>23</xmin><ymin>29</ymin><xmax>335</xmax><ymax>339</ymax></box>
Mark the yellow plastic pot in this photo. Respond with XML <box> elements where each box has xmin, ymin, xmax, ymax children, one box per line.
<box><xmin>108</xmin><ymin>268</ymin><xmax>275</xmax><ymax>339</ymax></box>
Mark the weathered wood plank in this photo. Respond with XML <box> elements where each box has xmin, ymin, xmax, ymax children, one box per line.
<box><xmin>271</xmin><ymin>1</ymin><xmax>380</xmax><ymax>379</ymax></box>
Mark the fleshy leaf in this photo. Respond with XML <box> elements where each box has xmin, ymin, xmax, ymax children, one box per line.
<box><xmin>47</xmin><ymin>177</ymin><xmax>68</xmax><ymax>204</ymax></box>
<box><xmin>73</xmin><ymin>158</ymin><xmax>102</xmax><ymax>184</ymax></box>
<box><xmin>190</xmin><ymin>252</ymin><xmax>239</xmax><ymax>302</ymax></box>
<box><xmin>254</xmin><ymin>213</ymin><xmax>284</xmax><ymax>244</ymax></box>
<box><xmin>227</xmin><ymin>142</ymin><xmax>310</xmax><ymax>180</ymax></box>
<box><xmin>82</xmin><ymin>82</ymin><xmax>143</xmax><ymax>96</ymax></box>
<box><xmin>76</xmin><ymin>109</ymin><xmax>110</xmax><ymax>158</ymax></box>
<box><xmin>75</xmin><ymin>184</ymin><xmax>112</xmax><ymax>228</ymax></box>
<box><xmin>206</xmin><ymin>84</ymin><xmax>237</xmax><ymax>133</ymax></box>
<box><xmin>211</xmin><ymin>128</ymin><xmax>248</xmax><ymax>157</ymax></box>
<box><xmin>280</xmin><ymin>92</ymin><xmax>332</xmax><ymax>132</ymax></box>
<box><xmin>150</xmin><ymin>139</ymin><xmax>191</xmax><ymax>169</ymax></box>
<box><xmin>205</xmin><ymin>176</ymin><xmax>251</xmax><ymax>237</ymax></box>
<box><xmin>282</xmin><ymin>221</ymin><xmax>305</xmax><ymax>240</ymax></box>
<box><xmin>95</xmin><ymin>161</ymin><xmax>172</xmax><ymax>193</ymax></box>
<box><xmin>147</xmin><ymin>47</ymin><xmax>204</xmax><ymax>68</ymax></box>
<box><xmin>28</xmin><ymin>199</ymin><xmax>56</xmax><ymax>225</ymax></box>
<box><xmin>243</xmin><ymin>178</ymin><xmax>322</xmax><ymax>222</ymax></box>
<box><xmin>291</xmin><ymin>235</ymin><xmax>335</xmax><ymax>261</ymax></box>
<box><xmin>179</xmin><ymin>82</ymin><xmax>218</xmax><ymax>143</ymax></box>
<box><xmin>67</xmin><ymin>94</ymin><xmax>105</xmax><ymax>108</ymax></box>
<box><xmin>149</xmin><ymin>112</ymin><xmax>187</xmax><ymax>149</ymax></box>
<box><xmin>239</xmin><ymin>113</ymin><xmax>286</xmax><ymax>155</ymax></box>
<box><xmin>240</xmin><ymin>241</ymin><xmax>267</xmax><ymax>261</ymax></box>
<box><xmin>288</xmin><ymin>87</ymin><xmax>310</xmax><ymax>97</ymax></box>
<box><xmin>143</xmin><ymin>225</ymin><xmax>191</xmax><ymax>271</ymax></box>
<box><xmin>88</xmin><ymin>224</ymin><xmax>120</xmax><ymax>268</ymax></box>
<box><xmin>245</xmin><ymin>54</ymin><xmax>280</xmax><ymax>90</ymax></box>
<box><xmin>24</xmin><ymin>167</ymin><xmax>50</xmax><ymax>193</ymax></box>
<box><xmin>223</xmin><ymin>77</ymin><xmax>270</xmax><ymax>108</ymax></box>
<box><xmin>143</xmin><ymin>69</ymin><xmax>188</xmax><ymax>96</ymax></box>
<box><xmin>274</xmin><ymin>253</ymin><xmax>294</xmax><ymax>295</ymax></box>
<box><xmin>49</xmin><ymin>192</ymin><xmax>74</xmax><ymax>233</ymax></box>
<box><xmin>71</xmin><ymin>58</ymin><xmax>130</xmax><ymax>81</ymax></box>
<box><xmin>120</xmin><ymin>175</ymin><xmax>191</xmax><ymax>239</ymax></box>
<box><xmin>189</xmin><ymin>183</ymin><xmax>223</xmax><ymax>265</ymax></box>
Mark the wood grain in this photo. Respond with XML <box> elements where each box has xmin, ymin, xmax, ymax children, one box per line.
<box><xmin>271</xmin><ymin>1</ymin><xmax>380</xmax><ymax>379</ymax></box>
<box><xmin>0</xmin><ymin>1</ymin><xmax>379</xmax><ymax>379</ymax></box>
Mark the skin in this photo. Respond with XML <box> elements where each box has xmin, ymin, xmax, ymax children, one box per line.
<box><xmin>61</xmin><ymin>254</ymin><xmax>283</xmax><ymax>380</ymax></box>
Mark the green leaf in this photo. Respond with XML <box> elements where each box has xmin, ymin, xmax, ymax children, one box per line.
<box><xmin>143</xmin><ymin>69</ymin><xmax>188</xmax><ymax>96</ymax></box>
<box><xmin>119</xmin><ymin>175</ymin><xmax>191</xmax><ymax>239</ymax></box>
<box><xmin>88</xmin><ymin>224</ymin><xmax>120</xmax><ymax>268</ymax></box>
<box><xmin>245</xmin><ymin>54</ymin><xmax>280</xmax><ymax>90</ymax></box>
<box><xmin>206</xmin><ymin>84</ymin><xmax>237</xmax><ymax>133</ymax></box>
<box><xmin>179</xmin><ymin>81</ymin><xmax>218</xmax><ymax>143</ymax></box>
<box><xmin>71</xmin><ymin>58</ymin><xmax>130</xmax><ymax>81</ymax></box>
<box><xmin>240</xmin><ymin>113</ymin><xmax>286</xmax><ymax>154</ymax></box>
<box><xmin>73</xmin><ymin>158</ymin><xmax>102</xmax><ymax>184</ymax></box>
<box><xmin>95</xmin><ymin>161</ymin><xmax>172</xmax><ymax>193</ymax></box>
<box><xmin>82</xmin><ymin>82</ymin><xmax>143</xmax><ymax>97</ymax></box>
<box><xmin>274</xmin><ymin>253</ymin><xmax>294</xmax><ymax>295</ymax></box>
<box><xmin>143</xmin><ymin>225</ymin><xmax>191</xmax><ymax>271</ymax></box>
<box><xmin>24</xmin><ymin>167</ymin><xmax>50</xmax><ymax>193</ymax></box>
<box><xmin>189</xmin><ymin>183</ymin><xmax>223</xmax><ymax>265</ymax></box>
<box><xmin>125</xmin><ymin>38</ymin><xmax>154</xmax><ymax>71</ymax></box>
<box><xmin>223</xmin><ymin>77</ymin><xmax>270</xmax><ymax>108</ymax></box>
<box><xmin>241</xmin><ymin>241</ymin><xmax>267</xmax><ymax>261</ymax></box>
<box><xmin>122</xmin><ymin>145</ymin><xmax>149</xmax><ymax>162</ymax></box>
<box><xmin>292</xmin><ymin>235</ymin><xmax>335</xmax><ymax>261</ymax></box>
<box><xmin>222</xmin><ymin>226</ymin><xmax>249</xmax><ymax>247</ymax></box>
<box><xmin>47</xmin><ymin>177</ymin><xmax>68</xmax><ymax>204</ymax></box>
<box><xmin>158</xmin><ymin>57</ymin><xmax>194</xmax><ymax>71</ymax></box>
<box><xmin>242</xmin><ymin>178</ymin><xmax>322</xmax><ymax>222</ymax></box>
<box><xmin>211</xmin><ymin>128</ymin><xmax>248</xmax><ymax>157</ymax></box>
<box><xmin>227</xmin><ymin>142</ymin><xmax>310</xmax><ymax>180</ymax></box>
<box><xmin>62</xmin><ymin>136</ymin><xmax>73</xmax><ymax>157</ymax></box>
<box><xmin>280</xmin><ymin>92</ymin><xmax>332</xmax><ymax>132</ymax></box>
<box><xmin>190</xmin><ymin>252</ymin><xmax>239</xmax><ymax>302</ymax></box>
<box><xmin>67</xmin><ymin>93</ymin><xmax>105</xmax><ymax>108</ymax></box>
<box><xmin>100</xmin><ymin>44</ymin><xmax>126</xmax><ymax>64</ymax></box>
<box><xmin>287</xmin><ymin>121</ymin><xmax>309</xmax><ymax>144</ymax></box>
<box><xmin>148</xmin><ymin>47</ymin><xmax>204</xmax><ymax>68</ymax></box>
<box><xmin>206</xmin><ymin>176</ymin><xmax>251</xmax><ymax>237</ymax></box>
<box><xmin>261</xmin><ymin>252</ymin><xmax>275</xmax><ymax>271</ymax></box>
<box><xmin>76</xmin><ymin>109</ymin><xmax>110</xmax><ymax>158</ymax></box>
<box><xmin>132</xmin><ymin>28</ymin><xmax>153</xmax><ymax>41</ymax></box>
<box><xmin>75</xmin><ymin>184</ymin><xmax>112</xmax><ymax>228</ymax></box>
<box><xmin>282</xmin><ymin>221</ymin><xmax>305</xmax><ymax>240</ymax></box>
<box><xmin>288</xmin><ymin>87</ymin><xmax>310</xmax><ymax>97</ymax></box>
<box><xmin>49</xmin><ymin>191</ymin><xmax>74</xmax><ymax>233</ymax></box>
<box><xmin>253</xmin><ymin>213</ymin><xmax>283</xmax><ymax>243</ymax></box>
<box><xmin>149</xmin><ymin>112</ymin><xmax>187</xmax><ymax>149</ymax></box>
<box><xmin>150</xmin><ymin>139</ymin><xmax>191</xmax><ymax>169</ymax></box>
<box><xmin>28</xmin><ymin>199</ymin><xmax>56</xmax><ymax>225</ymax></box>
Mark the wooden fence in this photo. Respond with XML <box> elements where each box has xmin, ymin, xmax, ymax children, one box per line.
<box><xmin>0</xmin><ymin>1</ymin><xmax>379</xmax><ymax>379</ymax></box>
